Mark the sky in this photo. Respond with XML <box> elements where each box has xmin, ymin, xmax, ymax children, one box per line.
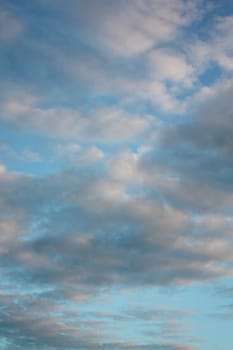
<box><xmin>1</xmin><ymin>0</ymin><xmax>233</xmax><ymax>349</ymax></box>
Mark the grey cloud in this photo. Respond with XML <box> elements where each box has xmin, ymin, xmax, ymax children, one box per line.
<box><xmin>215</xmin><ymin>285</ymin><xmax>233</xmax><ymax>298</ymax></box>
<box><xmin>140</xmin><ymin>79</ymin><xmax>233</xmax><ymax>213</ymax></box>
<box><xmin>0</xmin><ymin>291</ymin><xmax>198</xmax><ymax>350</ymax></box>
<box><xmin>125</xmin><ymin>307</ymin><xmax>194</xmax><ymax>321</ymax></box>
<box><xmin>0</xmin><ymin>117</ymin><xmax>226</xmax><ymax>350</ymax></box>
<box><xmin>1</xmin><ymin>159</ymin><xmax>232</xmax><ymax>299</ymax></box>
<box><xmin>208</xmin><ymin>284</ymin><xmax>233</xmax><ymax>319</ymax></box>
<box><xmin>0</xmin><ymin>293</ymin><xmax>104</xmax><ymax>350</ymax></box>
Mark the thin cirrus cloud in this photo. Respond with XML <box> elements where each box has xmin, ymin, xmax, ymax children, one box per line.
<box><xmin>1</xmin><ymin>1</ymin><xmax>233</xmax><ymax>350</ymax></box>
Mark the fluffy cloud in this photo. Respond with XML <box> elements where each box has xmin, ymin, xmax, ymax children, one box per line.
<box><xmin>149</xmin><ymin>49</ymin><xmax>194</xmax><ymax>86</ymax></box>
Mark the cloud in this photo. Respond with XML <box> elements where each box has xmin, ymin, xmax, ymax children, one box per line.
<box><xmin>187</xmin><ymin>14</ymin><xmax>233</xmax><ymax>77</ymax></box>
<box><xmin>1</xmin><ymin>92</ymin><xmax>150</xmax><ymax>141</ymax></box>
<box><xmin>149</xmin><ymin>49</ymin><xmax>194</xmax><ymax>86</ymax></box>
<box><xmin>0</xmin><ymin>292</ymin><xmax>104</xmax><ymax>350</ymax></box>
<box><xmin>0</xmin><ymin>284</ymin><xmax>198</xmax><ymax>350</ymax></box>
<box><xmin>0</xmin><ymin>4</ymin><xmax>24</xmax><ymax>41</ymax></box>
<box><xmin>50</xmin><ymin>0</ymin><xmax>200</xmax><ymax>58</ymax></box>
<box><xmin>1</xmin><ymin>148</ymin><xmax>233</xmax><ymax>306</ymax></box>
<box><xmin>163</xmin><ymin>79</ymin><xmax>233</xmax><ymax>190</ymax></box>
<box><xmin>1</xmin><ymin>1</ymin><xmax>233</xmax><ymax>349</ymax></box>
<box><xmin>0</xmin><ymin>0</ymin><xmax>207</xmax><ymax>115</ymax></box>
<box><xmin>139</xmin><ymin>78</ymin><xmax>233</xmax><ymax>213</ymax></box>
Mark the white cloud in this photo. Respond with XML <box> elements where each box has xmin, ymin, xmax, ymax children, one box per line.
<box><xmin>0</xmin><ymin>163</ymin><xmax>6</xmax><ymax>174</ymax></box>
<box><xmin>188</xmin><ymin>15</ymin><xmax>233</xmax><ymax>76</ymax></box>
<box><xmin>84</xmin><ymin>147</ymin><xmax>104</xmax><ymax>162</ymax></box>
<box><xmin>149</xmin><ymin>49</ymin><xmax>194</xmax><ymax>86</ymax></box>
<box><xmin>81</xmin><ymin>0</ymin><xmax>201</xmax><ymax>57</ymax></box>
<box><xmin>2</xmin><ymin>94</ymin><xmax>150</xmax><ymax>141</ymax></box>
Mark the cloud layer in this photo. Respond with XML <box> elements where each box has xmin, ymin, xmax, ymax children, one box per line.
<box><xmin>1</xmin><ymin>1</ymin><xmax>233</xmax><ymax>349</ymax></box>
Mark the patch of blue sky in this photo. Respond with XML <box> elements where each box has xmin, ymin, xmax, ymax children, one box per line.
<box><xmin>209</xmin><ymin>0</ymin><xmax>233</xmax><ymax>17</ymax></box>
<box><xmin>74</xmin><ymin>286</ymin><xmax>200</xmax><ymax>343</ymax></box>
<box><xmin>199</xmin><ymin>63</ymin><xmax>224</xmax><ymax>86</ymax></box>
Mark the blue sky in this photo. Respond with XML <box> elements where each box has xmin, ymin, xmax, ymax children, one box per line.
<box><xmin>1</xmin><ymin>1</ymin><xmax>233</xmax><ymax>349</ymax></box>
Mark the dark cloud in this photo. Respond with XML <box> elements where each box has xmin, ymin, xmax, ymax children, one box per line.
<box><xmin>140</xmin><ymin>79</ymin><xmax>233</xmax><ymax>213</ymax></box>
<box><xmin>1</xmin><ymin>154</ymin><xmax>232</xmax><ymax>299</ymax></box>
